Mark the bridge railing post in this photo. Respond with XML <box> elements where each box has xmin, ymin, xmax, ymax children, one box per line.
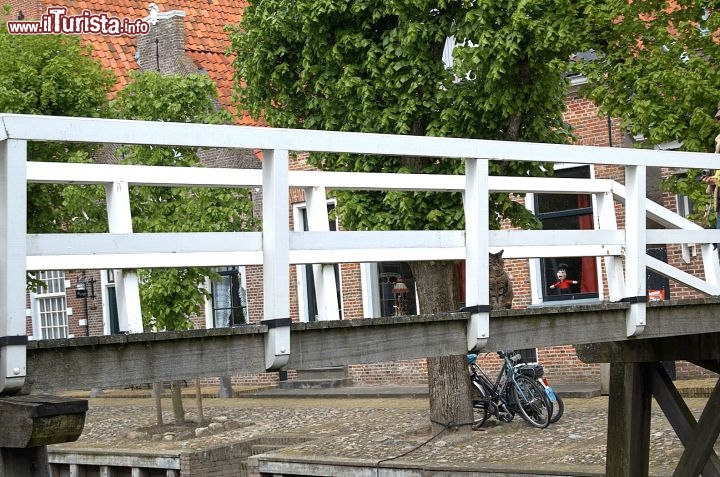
<box><xmin>105</xmin><ymin>181</ymin><xmax>143</xmax><ymax>334</ymax></box>
<box><xmin>623</xmin><ymin>165</ymin><xmax>647</xmax><ymax>337</ymax></box>
<box><xmin>262</xmin><ymin>149</ymin><xmax>291</xmax><ymax>370</ymax></box>
<box><xmin>597</xmin><ymin>188</ymin><xmax>625</xmax><ymax>301</ymax></box>
<box><xmin>463</xmin><ymin>158</ymin><xmax>490</xmax><ymax>351</ymax></box>
<box><xmin>0</xmin><ymin>139</ymin><xmax>28</xmax><ymax>394</ymax></box>
<box><xmin>700</xmin><ymin>243</ymin><xmax>720</xmax><ymax>288</ymax></box>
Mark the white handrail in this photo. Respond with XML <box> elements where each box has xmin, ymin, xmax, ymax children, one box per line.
<box><xmin>3</xmin><ymin>113</ymin><xmax>720</xmax><ymax>394</ymax></box>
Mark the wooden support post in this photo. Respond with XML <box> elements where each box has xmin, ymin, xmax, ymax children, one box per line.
<box><xmin>0</xmin><ymin>447</ymin><xmax>49</xmax><ymax>477</ymax></box>
<box><xmin>649</xmin><ymin>363</ymin><xmax>720</xmax><ymax>477</ymax></box>
<box><xmin>673</xmin><ymin>379</ymin><xmax>720</xmax><ymax>477</ymax></box>
<box><xmin>0</xmin><ymin>395</ymin><xmax>87</xmax><ymax>477</ymax></box>
<box><xmin>100</xmin><ymin>465</ymin><xmax>117</xmax><ymax>477</ymax></box>
<box><xmin>606</xmin><ymin>362</ymin><xmax>651</xmax><ymax>477</ymax></box>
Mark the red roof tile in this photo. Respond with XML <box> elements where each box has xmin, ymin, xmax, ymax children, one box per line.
<box><xmin>32</xmin><ymin>0</ymin><xmax>252</xmax><ymax>124</ymax></box>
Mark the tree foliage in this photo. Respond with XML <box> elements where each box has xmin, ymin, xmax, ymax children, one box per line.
<box><xmin>229</xmin><ymin>0</ymin><xmax>592</xmax><ymax>232</ymax></box>
<box><xmin>0</xmin><ymin>23</ymin><xmax>115</xmax><ymax>233</ymax></box>
<box><xmin>578</xmin><ymin>1</ymin><xmax>720</xmax><ymax>223</ymax></box>
<box><xmin>579</xmin><ymin>1</ymin><xmax>720</xmax><ymax>152</ymax></box>
<box><xmin>0</xmin><ymin>23</ymin><xmax>114</xmax><ymax>117</ymax></box>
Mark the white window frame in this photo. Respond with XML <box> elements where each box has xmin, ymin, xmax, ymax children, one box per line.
<box><xmin>30</xmin><ymin>270</ymin><xmax>71</xmax><ymax>339</ymax></box>
<box><xmin>292</xmin><ymin>199</ymin><xmax>343</xmax><ymax>322</ymax></box>
<box><xmin>675</xmin><ymin>193</ymin><xmax>697</xmax><ymax>263</ymax></box>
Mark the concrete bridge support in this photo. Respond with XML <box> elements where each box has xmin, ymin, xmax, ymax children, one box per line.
<box><xmin>577</xmin><ymin>333</ymin><xmax>720</xmax><ymax>477</ymax></box>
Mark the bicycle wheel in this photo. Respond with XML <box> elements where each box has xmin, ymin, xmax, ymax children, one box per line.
<box><xmin>512</xmin><ymin>375</ymin><xmax>551</xmax><ymax>429</ymax></box>
<box><xmin>550</xmin><ymin>393</ymin><xmax>564</xmax><ymax>424</ymax></box>
<box><xmin>470</xmin><ymin>378</ymin><xmax>490</xmax><ymax>429</ymax></box>
<box><xmin>472</xmin><ymin>398</ymin><xmax>490</xmax><ymax>429</ymax></box>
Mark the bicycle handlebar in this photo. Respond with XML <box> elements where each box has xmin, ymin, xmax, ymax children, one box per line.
<box><xmin>497</xmin><ymin>350</ymin><xmax>522</xmax><ymax>362</ymax></box>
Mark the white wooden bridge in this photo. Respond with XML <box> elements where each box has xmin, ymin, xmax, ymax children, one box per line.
<box><xmin>2</xmin><ymin>114</ymin><xmax>720</xmax><ymax>476</ymax></box>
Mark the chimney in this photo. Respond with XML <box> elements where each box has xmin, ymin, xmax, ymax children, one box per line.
<box><xmin>136</xmin><ymin>3</ymin><xmax>187</xmax><ymax>73</ymax></box>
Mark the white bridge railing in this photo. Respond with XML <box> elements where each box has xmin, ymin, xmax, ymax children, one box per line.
<box><xmin>2</xmin><ymin>113</ymin><xmax>720</xmax><ymax>394</ymax></box>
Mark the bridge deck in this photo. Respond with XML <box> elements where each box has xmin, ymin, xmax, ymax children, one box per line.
<box><xmin>24</xmin><ymin>298</ymin><xmax>720</xmax><ymax>392</ymax></box>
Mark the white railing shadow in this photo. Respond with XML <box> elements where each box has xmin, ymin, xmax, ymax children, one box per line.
<box><xmin>2</xmin><ymin>114</ymin><xmax>720</xmax><ymax>394</ymax></box>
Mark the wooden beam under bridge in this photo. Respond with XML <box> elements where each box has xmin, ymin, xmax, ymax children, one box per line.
<box><xmin>578</xmin><ymin>334</ymin><xmax>720</xmax><ymax>477</ymax></box>
<box><xmin>22</xmin><ymin>298</ymin><xmax>720</xmax><ymax>393</ymax></box>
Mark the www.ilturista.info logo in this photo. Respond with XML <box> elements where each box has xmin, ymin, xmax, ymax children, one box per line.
<box><xmin>7</xmin><ymin>7</ymin><xmax>151</xmax><ymax>35</ymax></box>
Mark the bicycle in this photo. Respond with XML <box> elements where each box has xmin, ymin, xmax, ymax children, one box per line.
<box><xmin>467</xmin><ymin>351</ymin><xmax>552</xmax><ymax>429</ymax></box>
<box><xmin>513</xmin><ymin>357</ymin><xmax>564</xmax><ymax>424</ymax></box>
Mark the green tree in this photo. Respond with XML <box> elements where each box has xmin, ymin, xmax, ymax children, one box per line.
<box><xmin>66</xmin><ymin>71</ymin><xmax>258</xmax><ymax>423</ymax></box>
<box><xmin>0</xmin><ymin>22</ymin><xmax>114</xmax><ymax>234</ymax></box>
<box><xmin>578</xmin><ymin>1</ymin><xmax>720</xmax><ymax>220</ymax></box>
<box><xmin>229</xmin><ymin>0</ymin><xmax>591</xmax><ymax>431</ymax></box>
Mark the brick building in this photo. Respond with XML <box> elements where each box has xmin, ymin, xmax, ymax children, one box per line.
<box><xmin>5</xmin><ymin>1</ymin><xmax>713</xmax><ymax>389</ymax></box>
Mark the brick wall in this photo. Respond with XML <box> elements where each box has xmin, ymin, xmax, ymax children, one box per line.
<box><xmin>349</xmin><ymin>359</ymin><xmax>429</xmax><ymax>385</ymax></box>
<box><xmin>563</xmin><ymin>92</ymin><xmax>624</xmax><ymax>147</ymax></box>
<box><xmin>180</xmin><ymin>443</ymin><xmax>248</xmax><ymax>477</ymax></box>
<box><xmin>0</xmin><ymin>0</ymin><xmax>45</xmax><ymax>21</ymax></box>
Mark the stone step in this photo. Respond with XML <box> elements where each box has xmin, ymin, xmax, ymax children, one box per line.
<box><xmin>278</xmin><ymin>377</ymin><xmax>353</xmax><ymax>389</ymax></box>
<box><xmin>295</xmin><ymin>366</ymin><xmax>348</xmax><ymax>381</ymax></box>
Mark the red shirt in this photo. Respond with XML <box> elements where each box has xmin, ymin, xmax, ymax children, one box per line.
<box><xmin>552</xmin><ymin>279</ymin><xmax>575</xmax><ymax>289</ymax></box>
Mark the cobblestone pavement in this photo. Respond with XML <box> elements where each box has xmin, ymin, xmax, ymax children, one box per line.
<box><xmin>53</xmin><ymin>389</ymin><xmax>719</xmax><ymax>476</ymax></box>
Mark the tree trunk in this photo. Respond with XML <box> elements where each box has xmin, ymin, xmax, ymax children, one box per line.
<box><xmin>170</xmin><ymin>381</ymin><xmax>185</xmax><ymax>424</ymax></box>
<box><xmin>152</xmin><ymin>382</ymin><xmax>164</xmax><ymax>426</ymax></box>
<box><xmin>428</xmin><ymin>355</ymin><xmax>475</xmax><ymax>434</ymax></box>
<box><xmin>194</xmin><ymin>378</ymin><xmax>204</xmax><ymax>425</ymax></box>
<box><xmin>408</xmin><ymin>261</ymin><xmax>459</xmax><ymax>315</ymax></box>
<box><xmin>408</xmin><ymin>261</ymin><xmax>474</xmax><ymax>434</ymax></box>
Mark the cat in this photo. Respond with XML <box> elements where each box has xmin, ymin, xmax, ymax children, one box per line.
<box><xmin>489</xmin><ymin>250</ymin><xmax>513</xmax><ymax>310</ymax></box>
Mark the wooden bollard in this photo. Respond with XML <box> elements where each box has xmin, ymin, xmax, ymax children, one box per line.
<box><xmin>0</xmin><ymin>395</ymin><xmax>87</xmax><ymax>477</ymax></box>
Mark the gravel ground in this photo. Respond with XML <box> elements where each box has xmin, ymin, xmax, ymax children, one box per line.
<box><xmin>51</xmin><ymin>392</ymin><xmax>718</xmax><ymax>476</ymax></box>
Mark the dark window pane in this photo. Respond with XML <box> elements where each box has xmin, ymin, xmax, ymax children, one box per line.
<box><xmin>535</xmin><ymin>166</ymin><xmax>598</xmax><ymax>302</ymax></box>
<box><xmin>211</xmin><ymin>267</ymin><xmax>247</xmax><ymax>327</ymax></box>
<box><xmin>378</xmin><ymin>262</ymin><xmax>416</xmax><ymax>317</ymax></box>
<box><xmin>536</xmin><ymin>194</ymin><xmax>582</xmax><ymax>214</ymax></box>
